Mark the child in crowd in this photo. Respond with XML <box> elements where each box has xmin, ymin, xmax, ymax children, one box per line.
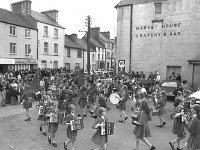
<box><xmin>169</xmin><ymin>98</ymin><xmax>186</xmax><ymax>150</ymax></box>
<box><xmin>91</xmin><ymin>107</ymin><xmax>108</xmax><ymax>150</ymax></box>
<box><xmin>133</xmin><ymin>99</ymin><xmax>156</xmax><ymax>150</ymax></box>
<box><xmin>63</xmin><ymin>104</ymin><xmax>78</xmax><ymax>150</ymax></box>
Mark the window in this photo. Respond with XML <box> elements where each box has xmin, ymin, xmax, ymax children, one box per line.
<box><xmin>65</xmin><ymin>63</ymin><xmax>70</xmax><ymax>70</ymax></box>
<box><xmin>92</xmin><ymin>54</ymin><xmax>95</xmax><ymax>60</ymax></box>
<box><xmin>10</xmin><ymin>26</ymin><xmax>16</xmax><ymax>36</ymax></box>
<box><xmin>102</xmin><ymin>54</ymin><xmax>104</xmax><ymax>59</ymax></box>
<box><xmin>155</xmin><ymin>3</ymin><xmax>162</xmax><ymax>14</ymax></box>
<box><xmin>44</xmin><ymin>42</ymin><xmax>48</xmax><ymax>54</ymax></box>
<box><xmin>102</xmin><ymin>49</ymin><xmax>104</xmax><ymax>53</ymax></box>
<box><xmin>77</xmin><ymin>49</ymin><xmax>82</xmax><ymax>58</ymax></box>
<box><xmin>75</xmin><ymin>63</ymin><xmax>80</xmax><ymax>68</ymax></box>
<box><xmin>67</xmin><ymin>48</ymin><xmax>71</xmax><ymax>57</ymax></box>
<box><xmin>98</xmin><ymin>54</ymin><xmax>100</xmax><ymax>60</ymax></box>
<box><xmin>107</xmin><ymin>52</ymin><xmax>110</xmax><ymax>58</ymax></box>
<box><xmin>25</xmin><ymin>44</ymin><xmax>31</xmax><ymax>55</ymax></box>
<box><xmin>43</xmin><ymin>26</ymin><xmax>48</xmax><ymax>37</ymax></box>
<box><xmin>54</xmin><ymin>43</ymin><xmax>58</xmax><ymax>55</ymax></box>
<box><xmin>98</xmin><ymin>47</ymin><xmax>100</xmax><ymax>53</ymax></box>
<box><xmin>111</xmin><ymin>53</ymin><xmax>114</xmax><ymax>58</ymax></box>
<box><xmin>25</xmin><ymin>29</ymin><xmax>31</xmax><ymax>38</ymax></box>
<box><xmin>54</xmin><ymin>28</ymin><xmax>58</xmax><ymax>38</ymax></box>
<box><xmin>10</xmin><ymin>43</ymin><xmax>16</xmax><ymax>54</ymax></box>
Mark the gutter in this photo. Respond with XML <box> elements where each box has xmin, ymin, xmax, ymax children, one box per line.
<box><xmin>129</xmin><ymin>4</ymin><xmax>133</xmax><ymax>73</ymax></box>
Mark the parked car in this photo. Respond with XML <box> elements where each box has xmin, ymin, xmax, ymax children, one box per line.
<box><xmin>160</xmin><ymin>80</ymin><xmax>182</xmax><ymax>101</ymax></box>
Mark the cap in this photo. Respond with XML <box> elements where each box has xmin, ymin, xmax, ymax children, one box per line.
<box><xmin>68</xmin><ymin>104</ymin><xmax>75</xmax><ymax>111</ymax></box>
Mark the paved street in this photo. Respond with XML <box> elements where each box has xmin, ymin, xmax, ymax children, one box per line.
<box><xmin>0</xmin><ymin>98</ymin><xmax>189</xmax><ymax>150</ymax></box>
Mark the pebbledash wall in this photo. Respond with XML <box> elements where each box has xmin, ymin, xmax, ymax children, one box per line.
<box><xmin>116</xmin><ymin>0</ymin><xmax>200</xmax><ymax>88</ymax></box>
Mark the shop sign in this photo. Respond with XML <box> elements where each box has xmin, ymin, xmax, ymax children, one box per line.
<box><xmin>15</xmin><ymin>59</ymin><xmax>37</xmax><ymax>64</ymax></box>
<box><xmin>0</xmin><ymin>58</ymin><xmax>15</xmax><ymax>64</ymax></box>
<box><xmin>118</xmin><ymin>60</ymin><xmax>125</xmax><ymax>73</ymax></box>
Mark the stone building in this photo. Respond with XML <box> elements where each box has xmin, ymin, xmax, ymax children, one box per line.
<box><xmin>116</xmin><ymin>0</ymin><xmax>200</xmax><ymax>88</ymax></box>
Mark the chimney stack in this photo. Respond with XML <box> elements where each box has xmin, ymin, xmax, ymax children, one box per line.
<box><xmin>11</xmin><ymin>0</ymin><xmax>32</xmax><ymax>16</ymax></box>
<box><xmin>90</xmin><ymin>27</ymin><xmax>100</xmax><ymax>39</ymax></box>
<box><xmin>70</xmin><ymin>34</ymin><xmax>78</xmax><ymax>42</ymax></box>
<box><xmin>101</xmin><ymin>31</ymin><xmax>110</xmax><ymax>39</ymax></box>
<box><xmin>41</xmin><ymin>10</ymin><xmax>58</xmax><ymax>23</ymax></box>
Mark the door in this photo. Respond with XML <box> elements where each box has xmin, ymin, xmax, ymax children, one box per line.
<box><xmin>193</xmin><ymin>65</ymin><xmax>200</xmax><ymax>90</ymax></box>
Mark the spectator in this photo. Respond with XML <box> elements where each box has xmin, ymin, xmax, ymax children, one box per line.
<box><xmin>169</xmin><ymin>72</ymin><xmax>176</xmax><ymax>80</ymax></box>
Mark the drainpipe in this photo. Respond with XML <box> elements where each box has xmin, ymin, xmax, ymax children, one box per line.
<box><xmin>129</xmin><ymin>4</ymin><xmax>133</xmax><ymax>73</ymax></box>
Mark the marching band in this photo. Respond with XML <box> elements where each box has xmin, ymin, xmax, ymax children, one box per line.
<box><xmin>29</xmin><ymin>72</ymin><xmax>200</xmax><ymax>150</ymax></box>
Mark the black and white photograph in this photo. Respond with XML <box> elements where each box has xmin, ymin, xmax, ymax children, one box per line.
<box><xmin>0</xmin><ymin>0</ymin><xmax>200</xmax><ymax>150</ymax></box>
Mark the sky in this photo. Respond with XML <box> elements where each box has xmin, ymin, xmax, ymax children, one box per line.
<box><xmin>1</xmin><ymin>0</ymin><xmax>120</xmax><ymax>39</ymax></box>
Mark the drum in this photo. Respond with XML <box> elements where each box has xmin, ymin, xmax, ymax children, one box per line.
<box><xmin>109</xmin><ymin>93</ymin><xmax>120</xmax><ymax>104</ymax></box>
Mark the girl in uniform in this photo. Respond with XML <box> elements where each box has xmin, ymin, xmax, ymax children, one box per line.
<box><xmin>187</xmin><ymin>105</ymin><xmax>200</xmax><ymax>150</ymax></box>
<box><xmin>63</xmin><ymin>104</ymin><xmax>78</xmax><ymax>150</ymax></box>
<box><xmin>91</xmin><ymin>107</ymin><xmax>108</xmax><ymax>150</ymax></box>
<box><xmin>169</xmin><ymin>98</ymin><xmax>186</xmax><ymax>150</ymax></box>
<box><xmin>46</xmin><ymin>101</ymin><xmax>59</xmax><ymax>147</ymax></box>
<box><xmin>133</xmin><ymin>99</ymin><xmax>156</xmax><ymax>150</ymax></box>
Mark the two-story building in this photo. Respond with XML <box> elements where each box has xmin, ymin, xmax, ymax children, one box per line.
<box><xmin>0</xmin><ymin>8</ymin><xmax>37</xmax><ymax>73</ymax></box>
<box><xmin>11</xmin><ymin>0</ymin><xmax>65</xmax><ymax>69</ymax></box>
<box><xmin>116</xmin><ymin>0</ymin><xmax>200</xmax><ymax>89</ymax></box>
<box><xmin>64</xmin><ymin>34</ymin><xmax>85</xmax><ymax>70</ymax></box>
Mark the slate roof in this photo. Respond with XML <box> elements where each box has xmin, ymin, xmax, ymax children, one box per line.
<box><xmin>0</xmin><ymin>8</ymin><xmax>37</xmax><ymax>30</ymax></box>
<box><xmin>115</xmin><ymin>0</ymin><xmax>167</xmax><ymax>8</ymax></box>
<box><xmin>90</xmin><ymin>37</ymin><xmax>104</xmax><ymax>48</ymax></box>
<box><xmin>77</xmin><ymin>39</ymin><xmax>96</xmax><ymax>52</ymax></box>
<box><xmin>64</xmin><ymin>35</ymin><xmax>84</xmax><ymax>50</ymax></box>
<box><xmin>31</xmin><ymin>10</ymin><xmax>64</xmax><ymax>29</ymax></box>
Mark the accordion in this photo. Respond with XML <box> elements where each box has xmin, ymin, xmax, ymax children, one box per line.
<box><xmin>38</xmin><ymin>106</ymin><xmax>45</xmax><ymax>116</ymax></box>
<box><xmin>49</xmin><ymin>112</ymin><xmax>58</xmax><ymax>123</ymax></box>
<box><xmin>100</xmin><ymin>122</ymin><xmax>114</xmax><ymax>136</ymax></box>
<box><xmin>70</xmin><ymin>117</ymin><xmax>84</xmax><ymax>131</ymax></box>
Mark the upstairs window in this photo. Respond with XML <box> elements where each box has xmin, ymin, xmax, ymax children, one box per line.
<box><xmin>54</xmin><ymin>28</ymin><xmax>58</xmax><ymax>38</ymax></box>
<box><xmin>44</xmin><ymin>42</ymin><xmax>48</xmax><ymax>54</ymax></box>
<box><xmin>92</xmin><ymin>54</ymin><xmax>95</xmax><ymax>60</ymax></box>
<box><xmin>25</xmin><ymin>29</ymin><xmax>31</xmax><ymax>38</ymax></box>
<box><xmin>77</xmin><ymin>49</ymin><xmax>82</xmax><ymax>58</ymax></box>
<box><xmin>54</xmin><ymin>43</ymin><xmax>58</xmax><ymax>55</ymax></box>
<box><xmin>25</xmin><ymin>44</ymin><xmax>31</xmax><ymax>55</ymax></box>
<box><xmin>10</xmin><ymin>26</ymin><xmax>16</xmax><ymax>36</ymax></box>
<box><xmin>98</xmin><ymin>54</ymin><xmax>100</xmax><ymax>60</ymax></box>
<box><xmin>107</xmin><ymin>52</ymin><xmax>110</xmax><ymax>58</ymax></box>
<box><xmin>67</xmin><ymin>48</ymin><xmax>71</xmax><ymax>57</ymax></box>
<box><xmin>10</xmin><ymin>43</ymin><xmax>16</xmax><ymax>54</ymax></box>
<box><xmin>43</xmin><ymin>26</ymin><xmax>48</xmax><ymax>37</ymax></box>
<box><xmin>102</xmin><ymin>54</ymin><xmax>104</xmax><ymax>60</ymax></box>
<box><xmin>155</xmin><ymin>3</ymin><xmax>162</xmax><ymax>14</ymax></box>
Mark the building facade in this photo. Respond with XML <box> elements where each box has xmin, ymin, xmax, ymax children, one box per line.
<box><xmin>0</xmin><ymin>8</ymin><xmax>37</xmax><ymax>73</ymax></box>
<box><xmin>116</xmin><ymin>0</ymin><xmax>200</xmax><ymax>89</ymax></box>
<box><xmin>11</xmin><ymin>0</ymin><xmax>65</xmax><ymax>69</ymax></box>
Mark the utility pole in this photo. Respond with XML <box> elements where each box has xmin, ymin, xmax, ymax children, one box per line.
<box><xmin>86</xmin><ymin>15</ymin><xmax>91</xmax><ymax>76</ymax></box>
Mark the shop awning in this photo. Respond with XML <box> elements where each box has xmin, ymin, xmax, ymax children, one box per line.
<box><xmin>188</xmin><ymin>55</ymin><xmax>200</xmax><ymax>64</ymax></box>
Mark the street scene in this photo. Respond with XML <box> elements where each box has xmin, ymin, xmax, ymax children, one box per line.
<box><xmin>1</xmin><ymin>0</ymin><xmax>200</xmax><ymax>150</ymax></box>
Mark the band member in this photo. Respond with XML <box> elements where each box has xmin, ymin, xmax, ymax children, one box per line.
<box><xmin>118</xmin><ymin>85</ymin><xmax>129</xmax><ymax>122</ymax></box>
<box><xmin>133</xmin><ymin>99</ymin><xmax>156</xmax><ymax>150</ymax></box>
<box><xmin>91</xmin><ymin>107</ymin><xmax>108</xmax><ymax>150</ymax></box>
<box><xmin>63</xmin><ymin>104</ymin><xmax>77</xmax><ymax>150</ymax></box>
<box><xmin>46</xmin><ymin>101</ymin><xmax>59</xmax><ymax>147</ymax></box>
<box><xmin>78</xmin><ymin>85</ymin><xmax>88</xmax><ymax>117</ymax></box>
<box><xmin>187</xmin><ymin>105</ymin><xmax>200</xmax><ymax>150</ymax></box>
<box><xmin>169</xmin><ymin>98</ymin><xmax>186</xmax><ymax>150</ymax></box>
<box><xmin>21</xmin><ymin>85</ymin><xmax>33</xmax><ymax>121</ymax></box>
<box><xmin>156</xmin><ymin>91</ymin><xmax>167</xmax><ymax>127</ymax></box>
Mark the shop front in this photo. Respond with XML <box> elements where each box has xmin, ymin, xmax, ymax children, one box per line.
<box><xmin>0</xmin><ymin>58</ymin><xmax>37</xmax><ymax>73</ymax></box>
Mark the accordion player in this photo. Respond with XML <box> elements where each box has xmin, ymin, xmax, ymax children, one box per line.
<box><xmin>70</xmin><ymin>117</ymin><xmax>84</xmax><ymax>131</ymax></box>
<box><xmin>100</xmin><ymin>122</ymin><xmax>114</xmax><ymax>136</ymax></box>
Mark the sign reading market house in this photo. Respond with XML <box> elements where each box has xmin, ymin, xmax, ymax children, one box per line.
<box><xmin>135</xmin><ymin>22</ymin><xmax>181</xmax><ymax>38</ymax></box>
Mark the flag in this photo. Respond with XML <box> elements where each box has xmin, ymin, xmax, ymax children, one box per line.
<box><xmin>29</xmin><ymin>70</ymin><xmax>39</xmax><ymax>93</ymax></box>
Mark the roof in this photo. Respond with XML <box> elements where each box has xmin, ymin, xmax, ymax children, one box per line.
<box><xmin>0</xmin><ymin>8</ymin><xmax>37</xmax><ymax>30</ymax></box>
<box><xmin>64</xmin><ymin>35</ymin><xmax>84</xmax><ymax>50</ymax></box>
<box><xmin>188</xmin><ymin>55</ymin><xmax>200</xmax><ymax>64</ymax></box>
<box><xmin>77</xmin><ymin>39</ymin><xmax>96</xmax><ymax>52</ymax></box>
<box><xmin>31</xmin><ymin>11</ymin><xmax>64</xmax><ymax>29</ymax></box>
<box><xmin>115</xmin><ymin>0</ymin><xmax>167</xmax><ymax>8</ymax></box>
<box><xmin>90</xmin><ymin>37</ymin><xmax>104</xmax><ymax>48</ymax></box>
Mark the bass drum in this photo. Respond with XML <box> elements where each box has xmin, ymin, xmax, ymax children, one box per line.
<box><xmin>109</xmin><ymin>93</ymin><xmax>120</xmax><ymax>104</ymax></box>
